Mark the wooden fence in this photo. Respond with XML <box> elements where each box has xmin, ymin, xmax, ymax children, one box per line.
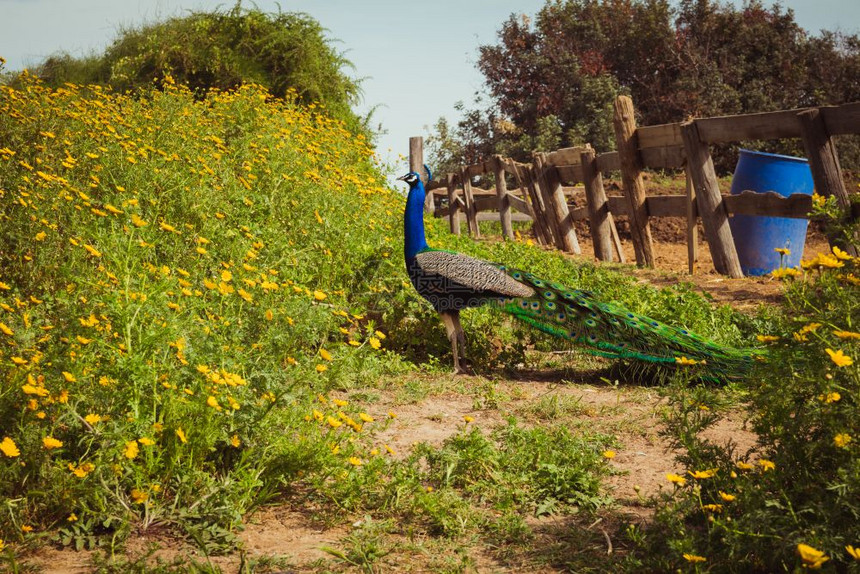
<box><xmin>410</xmin><ymin>96</ymin><xmax>860</xmax><ymax>278</ymax></box>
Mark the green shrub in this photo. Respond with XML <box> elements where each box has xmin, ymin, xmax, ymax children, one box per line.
<box><xmin>636</xmin><ymin>219</ymin><xmax>860</xmax><ymax>571</ymax></box>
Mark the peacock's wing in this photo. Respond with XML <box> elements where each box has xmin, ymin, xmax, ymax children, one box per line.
<box><xmin>413</xmin><ymin>250</ymin><xmax>535</xmax><ymax>299</ymax></box>
<box><xmin>497</xmin><ymin>267</ymin><xmax>753</xmax><ymax>379</ymax></box>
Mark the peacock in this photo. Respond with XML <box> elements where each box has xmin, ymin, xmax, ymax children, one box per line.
<box><xmin>398</xmin><ymin>167</ymin><xmax>753</xmax><ymax>380</ymax></box>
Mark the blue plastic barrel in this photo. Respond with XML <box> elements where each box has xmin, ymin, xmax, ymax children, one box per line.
<box><xmin>727</xmin><ymin>149</ymin><xmax>814</xmax><ymax>276</ymax></box>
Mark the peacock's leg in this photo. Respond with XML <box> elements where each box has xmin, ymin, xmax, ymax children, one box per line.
<box><xmin>450</xmin><ymin>311</ymin><xmax>468</xmax><ymax>366</ymax></box>
<box><xmin>439</xmin><ymin>310</ymin><xmax>465</xmax><ymax>374</ymax></box>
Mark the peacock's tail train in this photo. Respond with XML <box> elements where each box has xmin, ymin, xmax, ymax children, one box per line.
<box><xmin>494</xmin><ymin>267</ymin><xmax>755</xmax><ymax>380</ymax></box>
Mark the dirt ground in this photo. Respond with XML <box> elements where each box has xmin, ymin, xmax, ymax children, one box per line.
<box><xmin>28</xmin><ymin>225</ymin><xmax>822</xmax><ymax>573</ymax></box>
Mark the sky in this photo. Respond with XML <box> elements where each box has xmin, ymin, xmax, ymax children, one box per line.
<box><xmin>1</xmin><ymin>0</ymin><xmax>859</xmax><ymax>179</ymax></box>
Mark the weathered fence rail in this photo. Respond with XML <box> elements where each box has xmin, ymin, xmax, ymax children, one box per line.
<box><xmin>410</xmin><ymin>97</ymin><xmax>859</xmax><ymax>277</ymax></box>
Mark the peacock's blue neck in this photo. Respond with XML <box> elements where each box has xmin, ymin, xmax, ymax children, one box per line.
<box><xmin>404</xmin><ymin>180</ymin><xmax>429</xmax><ymax>262</ymax></box>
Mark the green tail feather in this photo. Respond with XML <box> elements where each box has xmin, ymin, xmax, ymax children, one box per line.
<box><xmin>494</xmin><ymin>266</ymin><xmax>754</xmax><ymax>380</ymax></box>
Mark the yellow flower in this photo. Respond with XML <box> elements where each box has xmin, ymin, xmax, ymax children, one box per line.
<box><xmin>846</xmin><ymin>545</ymin><xmax>860</xmax><ymax>560</ymax></box>
<box><xmin>130</xmin><ymin>489</ymin><xmax>148</xmax><ymax>504</ymax></box>
<box><xmin>702</xmin><ymin>503</ymin><xmax>723</xmax><ymax>512</ymax></box>
<box><xmin>774</xmin><ymin>247</ymin><xmax>791</xmax><ymax>256</ymax></box>
<box><xmin>348</xmin><ymin>456</ymin><xmax>363</xmax><ymax>466</ymax></box>
<box><xmin>718</xmin><ymin>491</ymin><xmax>736</xmax><ymax>502</ymax></box>
<box><xmin>834</xmin><ymin>433</ymin><xmax>852</xmax><ymax>448</ymax></box>
<box><xmin>666</xmin><ymin>473</ymin><xmax>687</xmax><ymax>486</ymax></box>
<box><xmin>826</xmin><ymin>348</ymin><xmax>853</xmax><ymax>367</ymax></box>
<box><xmin>683</xmin><ymin>553</ymin><xmax>706</xmax><ymax>563</ymax></box>
<box><xmin>771</xmin><ymin>267</ymin><xmax>801</xmax><ymax>279</ymax></box>
<box><xmin>818</xmin><ymin>253</ymin><xmax>844</xmax><ymax>268</ymax></box>
<box><xmin>63</xmin><ymin>371</ymin><xmax>77</xmax><ymax>382</ymax></box>
<box><xmin>35</xmin><ymin>231</ymin><xmax>47</xmax><ymax>241</ymax></box>
<box><xmin>320</xmin><ymin>348</ymin><xmax>332</xmax><ymax>361</ymax></box>
<box><xmin>832</xmin><ymin>245</ymin><xmax>853</xmax><ymax>260</ymax></box>
<box><xmin>0</xmin><ymin>322</ymin><xmax>12</xmax><ymax>336</ymax></box>
<box><xmin>326</xmin><ymin>416</ymin><xmax>342</xmax><ymax>428</ymax></box>
<box><xmin>70</xmin><ymin>462</ymin><xmax>94</xmax><ymax>478</ymax></box>
<box><xmin>797</xmin><ymin>543</ymin><xmax>829</xmax><ymax>569</ymax></box>
<box><xmin>332</xmin><ymin>398</ymin><xmax>348</xmax><ymax>407</ymax></box>
<box><xmin>1</xmin><ymin>437</ymin><xmax>21</xmax><ymax>457</ymax></box>
<box><xmin>84</xmin><ymin>413</ymin><xmax>103</xmax><ymax>424</ymax></box>
<box><xmin>756</xmin><ymin>334</ymin><xmax>780</xmax><ymax>343</ymax></box>
<box><xmin>758</xmin><ymin>459</ymin><xmax>776</xmax><ymax>471</ymax></box>
<box><xmin>602</xmin><ymin>450</ymin><xmax>616</xmax><ymax>459</ymax></box>
<box><xmin>369</xmin><ymin>337</ymin><xmax>381</xmax><ymax>350</ymax></box>
<box><xmin>230</xmin><ymin>435</ymin><xmax>241</xmax><ymax>447</ymax></box>
<box><xmin>11</xmin><ymin>356</ymin><xmax>27</xmax><ymax>365</ymax></box>
<box><xmin>83</xmin><ymin>244</ymin><xmax>102</xmax><ymax>257</ymax></box>
<box><xmin>736</xmin><ymin>461</ymin><xmax>754</xmax><ymax>470</ymax></box>
<box><xmin>819</xmin><ymin>391</ymin><xmax>841</xmax><ymax>403</ymax></box>
<box><xmin>316</xmin><ymin>364</ymin><xmax>328</xmax><ymax>373</ymax></box>
<box><xmin>21</xmin><ymin>525</ymin><xmax>32</xmax><ymax>533</ymax></box>
<box><xmin>834</xmin><ymin>330</ymin><xmax>860</xmax><ymax>339</ymax></box>
<box><xmin>159</xmin><ymin>221</ymin><xmax>179</xmax><ymax>233</ymax></box>
<box><xmin>67</xmin><ymin>513</ymin><xmax>77</xmax><ymax>522</ymax></box>
<box><xmin>207</xmin><ymin>395</ymin><xmax>222</xmax><ymax>411</ymax></box>
<box><xmin>137</xmin><ymin>437</ymin><xmax>155</xmax><ymax>446</ymax></box>
<box><xmin>675</xmin><ymin>356</ymin><xmax>698</xmax><ymax>365</ymax></box>
<box><xmin>463</xmin><ymin>415</ymin><xmax>474</xmax><ymax>423</ymax></box>
<box><xmin>220</xmin><ymin>269</ymin><xmax>233</xmax><ymax>282</ymax></box>
<box><xmin>124</xmin><ymin>440</ymin><xmax>139</xmax><ymax>459</ymax></box>
<box><xmin>22</xmin><ymin>384</ymin><xmax>49</xmax><ymax>397</ymax></box>
<box><xmin>359</xmin><ymin>412</ymin><xmax>374</xmax><ymax>423</ymax></box>
<box><xmin>176</xmin><ymin>427</ymin><xmax>187</xmax><ymax>443</ymax></box>
<box><xmin>130</xmin><ymin>214</ymin><xmax>148</xmax><ymax>227</ymax></box>
<box><xmin>689</xmin><ymin>469</ymin><xmax>717</xmax><ymax>479</ymax></box>
<box><xmin>313</xmin><ymin>290</ymin><xmax>326</xmax><ymax>301</ymax></box>
<box><xmin>42</xmin><ymin>436</ymin><xmax>63</xmax><ymax>449</ymax></box>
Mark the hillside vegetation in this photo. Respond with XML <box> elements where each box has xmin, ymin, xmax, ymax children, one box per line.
<box><xmin>16</xmin><ymin>5</ymin><xmax>366</xmax><ymax>135</ymax></box>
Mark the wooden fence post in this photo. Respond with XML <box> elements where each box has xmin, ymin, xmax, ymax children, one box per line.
<box><xmin>531</xmin><ymin>156</ymin><xmax>563</xmax><ymax>247</ymax></box>
<box><xmin>493</xmin><ymin>155</ymin><xmax>514</xmax><ymax>240</ymax></box>
<box><xmin>685</xmin><ymin>169</ymin><xmax>699</xmax><ymax>274</ymax></box>
<box><xmin>611</xmin><ymin>96</ymin><xmax>655</xmax><ymax>267</ymax></box>
<box><xmin>408</xmin><ymin>137</ymin><xmax>434</xmax><ymax>213</ymax></box>
<box><xmin>680</xmin><ymin>120</ymin><xmax>743</xmax><ymax>278</ymax></box>
<box><xmin>512</xmin><ymin>162</ymin><xmax>552</xmax><ymax>245</ymax></box>
<box><xmin>580</xmin><ymin>148</ymin><xmax>614</xmax><ymax>261</ymax></box>
<box><xmin>798</xmin><ymin>107</ymin><xmax>858</xmax><ymax>255</ymax></box>
<box><xmin>459</xmin><ymin>168</ymin><xmax>480</xmax><ymax>237</ymax></box>
<box><xmin>446</xmin><ymin>173</ymin><xmax>461</xmax><ymax>236</ymax></box>
<box><xmin>535</xmin><ymin>152</ymin><xmax>581</xmax><ymax>254</ymax></box>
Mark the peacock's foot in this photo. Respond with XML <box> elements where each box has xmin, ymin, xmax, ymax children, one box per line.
<box><xmin>453</xmin><ymin>358</ymin><xmax>473</xmax><ymax>375</ymax></box>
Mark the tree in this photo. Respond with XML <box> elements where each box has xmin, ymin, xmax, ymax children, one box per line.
<box><xmin>428</xmin><ymin>0</ymin><xmax>860</xmax><ymax>173</ymax></box>
<box><xmin>18</xmin><ymin>5</ymin><xmax>364</xmax><ymax>131</ymax></box>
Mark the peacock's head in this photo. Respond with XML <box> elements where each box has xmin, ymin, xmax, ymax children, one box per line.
<box><xmin>397</xmin><ymin>165</ymin><xmax>432</xmax><ymax>188</ymax></box>
<box><xmin>396</xmin><ymin>172</ymin><xmax>421</xmax><ymax>187</ymax></box>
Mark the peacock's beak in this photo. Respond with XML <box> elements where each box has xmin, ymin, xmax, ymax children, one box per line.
<box><xmin>396</xmin><ymin>173</ymin><xmax>410</xmax><ymax>181</ymax></box>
